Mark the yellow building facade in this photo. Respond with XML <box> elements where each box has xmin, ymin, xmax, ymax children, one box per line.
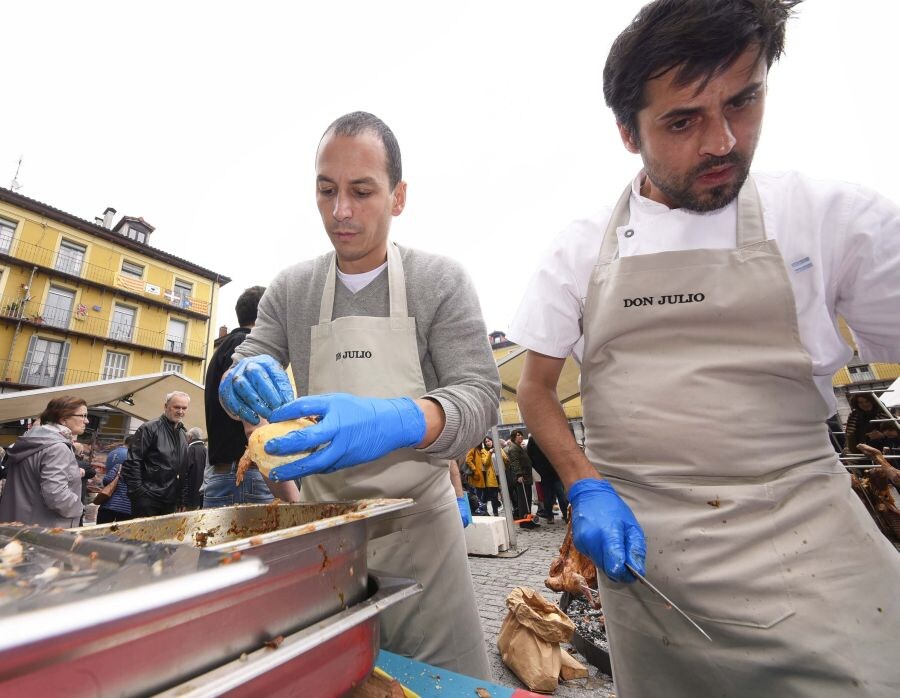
<box><xmin>0</xmin><ymin>188</ymin><xmax>230</xmax><ymax>393</ymax></box>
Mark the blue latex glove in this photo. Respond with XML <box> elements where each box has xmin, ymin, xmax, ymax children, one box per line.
<box><xmin>568</xmin><ymin>478</ymin><xmax>646</xmax><ymax>583</ymax></box>
<box><xmin>264</xmin><ymin>393</ymin><xmax>427</xmax><ymax>481</ymax></box>
<box><xmin>457</xmin><ymin>495</ymin><xmax>473</xmax><ymax>528</ymax></box>
<box><xmin>219</xmin><ymin>355</ymin><xmax>295</xmax><ymax>424</ymax></box>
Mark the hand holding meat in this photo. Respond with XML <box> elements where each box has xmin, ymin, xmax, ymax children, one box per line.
<box><xmin>219</xmin><ymin>354</ymin><xmax>295</xmax><ymax>424</ymax></box>
<box><xmin>264</xmin><ymin>393</ymin><xmax>426</xmax><ymax>481</ymax></box>
<box><xmin>568</xmin><ymin>478</ymin><xmax>646</xmax><ymax>583</ymax></box>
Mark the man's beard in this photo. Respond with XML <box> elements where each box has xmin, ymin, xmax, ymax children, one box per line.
<box><xmin>643</xmin><ymin>151</ymin><xmax>750</xmax><ymax>212</ymax></box>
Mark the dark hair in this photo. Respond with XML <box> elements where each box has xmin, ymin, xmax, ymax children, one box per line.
<box><xmin>604</xmin><ymin>0</ymin><xmax>801</xmax><ymax>140</ymax></box>
<box><xmin>235</xmin><ymin>285</ymin><xmax>266</xmax><ymax>327</ymax></box>
<box><xmin>39</xmin><ymin>396</ymin><xmax>87</xmax><ymax>424</ymax></box>
<box><xmin>482</xmin><ymin>436</ymin><xmax>494</xmax><ymax>449</ymax></box>
<box><xmin>510</xmin><ymin>429</ymin><xmax>525</xmax><ymax>441</ymax></box>
<box><xmin>850</xmin><ymin>394</ymin><xmax>876</xmax><ymax>411</ymax></box>
<box><xmin>321</xmin><ymin>111</ymin><xmax>402</xmax><ymax>190</ymax></box>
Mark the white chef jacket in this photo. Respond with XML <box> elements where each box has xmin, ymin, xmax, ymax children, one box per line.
<box><xmin>507</xmin><ymin>170</ymin><xmax>900</xmax><ymax>411</ymax></box>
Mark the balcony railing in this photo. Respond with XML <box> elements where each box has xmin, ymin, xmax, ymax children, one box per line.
<box><xmin>0</xmin><ymin>294</ymin><xmax>206</xmax><ymax>357</ymax></box>
<box><xmin>1</xmin><ymin>237</ymin><xmax>210</xmax><ymax>315</ymax></box>
<box><xmin>0</xmin><ymin>358</ymin><xmax>102</xmax><ymax>387</ymax></box>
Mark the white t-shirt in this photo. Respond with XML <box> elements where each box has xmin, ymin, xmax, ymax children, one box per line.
<box><xmin>507</xmin><ymin>170</ymin><xmax>900</xmax><ymax>411</ymax></box>
<box><xmin>337</xmin><ymin>260</ymin><xmax>387</xmax><ymax>293</ymax></box>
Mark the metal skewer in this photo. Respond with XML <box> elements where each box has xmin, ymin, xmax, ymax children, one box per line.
<box><xmin>622</xmin><ymin>563</ymin><xmax>714</xmax><ymax>643</ymax></box>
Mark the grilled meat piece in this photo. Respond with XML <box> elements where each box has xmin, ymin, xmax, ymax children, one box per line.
<box><xmin>546</xmin><ymin>507</ymin><xmax>600</xmax><ymax>607</ymax></box>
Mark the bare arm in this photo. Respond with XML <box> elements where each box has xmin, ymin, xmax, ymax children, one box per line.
<box><xmin>415</xmin><ymin>398</ymin><xmax>447</xmax><ymax>449</ymax></box>
<box><xmin>517</xmin><ymin>350</ymin><xmax>599</xmax><ymax>489</ymax></box>
<box><xmin>448</xmin><ymin>459</ymin><xmax>464</xmax><ymax>497</ymax></box>
<box><xmin>263</xmin><ymin>475</ymin><xmax>301</xmax><ymax>502</ymax></box>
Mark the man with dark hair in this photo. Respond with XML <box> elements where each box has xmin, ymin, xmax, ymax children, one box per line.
<box><xmin>203</xmin><ymin>286</ymin><xmax>275</xmax><ymax>508</ymax></box>
<box><xmin>219</xmin><ymin>112</ymin><xmax>498</xmax><ymax>679</ymax></box>
<box><xmin>510</xmin><ymin>1</ymin><xmax>900</xmax><ymax>695</ymax></box>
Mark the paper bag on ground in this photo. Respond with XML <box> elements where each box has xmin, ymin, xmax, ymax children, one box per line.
<box><xmin>497</xmin><ymin>586</ymin><xmax>585</xmax><ymax>693</ymax></box>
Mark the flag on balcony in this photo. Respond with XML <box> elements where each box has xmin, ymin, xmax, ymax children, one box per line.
<box><xmin>116</xmin><ymin>274</ymin><xmax>145</xmax><ymax>294</ymax></box>
<box><xmin>188</xmin><ymin>297</ymin><xmax>209</xmax><ymax>313</ymax></box>
<box><xmin>145</xmin><ymin>283</ymin><xmax>161</xmax><ymax>295</ymax></box>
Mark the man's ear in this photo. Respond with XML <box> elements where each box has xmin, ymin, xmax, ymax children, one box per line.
<box><xmin>391</xmin><ymin>181</ymin><xmax>407</xmax><ymax>216</ymax></box>
<box><xmin>617</xmin><ymin>122</ymin><xmax>641</xmax><ymax>154</ymax></box>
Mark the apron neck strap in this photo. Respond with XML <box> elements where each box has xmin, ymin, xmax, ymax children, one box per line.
<box><xmin>735</xmin><ymin>176</ymin><xmax>765</xmax><ymax>247</ymax></box>
<box><xmin>598</xmin><ymin>175</ymin><xmax>765</xmax><ymax>263</ymax></box>
<box><xmin>318</xmin><ymin>241</ymin><xmax>409</xmax><ymax>323</ymax></box>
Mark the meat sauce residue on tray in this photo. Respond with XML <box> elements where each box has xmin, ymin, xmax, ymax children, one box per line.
<box><xmin>189</xmin><ymin>502</ymin><xmax>365</xmax><ymax>549</ymax></box>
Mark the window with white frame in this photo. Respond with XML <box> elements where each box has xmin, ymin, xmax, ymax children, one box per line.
<box><xmin>174</xmin><ymin>279</ymin><xmax>192</xmax><ymax>305</ymax></box>
<box><xmin>44</xmin><ymin>286</ymin><xmax>75</xmax><ymax>328</ymax></box>
<box><xmin>848</xmin><ymin>365</ymin><xmax>875</xmax><ymax>383</ymax></box>
<box><xmin>110</xmin><ymin>304</ymin><xmax>136</xmax><ymax>342</ymax></box>
<box><xmin>162</xmin><ymin>361</ymin><xmax>183</xmax><ymax>373</ymax></box>
<box><xmin>166</xmin><ymin>318</ymin><xmax>188</xmax><ymax>353</ymax></box>
<box><xmin>0</xmin><ymin>218</ymin><xmax>15</xmax><ymax>254</ymax></box>
<box><xmin>20</xmin><ymin>337</ymin><xmax>69</xmax><ymax>387</ymax></box>
<box><xmin>127</xmin><ymin>226</ymin><xmax>147</xmax><ymax>243</ymax></box>
<box><xmin>102</xmin><ymin>351</ymin><xmax>129</xmax><ymax>380</ymax></box>
<box><xmin>54</xmin><ymin>240</ymin><xmax>86</xmax><ymax>276</ymax></box>
<box><xmin>120</xmin><ymin>260</ymin><xmax>144</xmax><ymax>279</ymax></box>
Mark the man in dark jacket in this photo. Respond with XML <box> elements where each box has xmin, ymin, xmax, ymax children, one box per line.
<box><xmin>527</xmin><ymin>434</ymin><xmax>569</xmax><ymax>524</ymax></box>
<box><xmin>507</xmin><ymin>429</ymin><xmax>538</xmax><ymax>529</ymax></box>
<box><xmin>203</xmin><ymin>286</ymin><xmax>275</xmax><ymax>508</ymax></box>
<box><xmin>121</xmin><ymin>391</ymin><xmax>190</xmax><ymax>517</ymax></box>
<box><xmin>181</xmin><ymin>427</ymin><xmax>207</xmax><ymax>510</ymax></box>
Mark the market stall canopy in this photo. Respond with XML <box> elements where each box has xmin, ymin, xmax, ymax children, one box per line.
<box><xmin>0</xmin><ymin>372</ymin><xmax>206</xmax><ymax>429</ymax></box>
<box><xmin>879</xmin><ymin>377</ymin><xmax>900</xmax><ymax>409</ymax></box>
<box><xmin>496</xmin><ymin>346</ymin><xmax>581</xmax><ymax>404</ymax></box>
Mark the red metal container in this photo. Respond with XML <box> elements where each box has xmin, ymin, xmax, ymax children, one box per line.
<box><xmin>0</xmin><ymin>500</ymin><xmax>414</xmax><ymax>696</ymax></box>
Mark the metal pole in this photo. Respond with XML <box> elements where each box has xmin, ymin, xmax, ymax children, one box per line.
<box><xmin>490</xmin><ymin>425</ymin><xmax>517</xmax><ymax>549</ymax></box>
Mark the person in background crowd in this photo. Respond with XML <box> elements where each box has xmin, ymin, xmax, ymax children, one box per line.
<box><xmin>507</xmin><ymin>429</ymin><xmax>537</xmax><ymax>529</ymax></box>
<box><xmin>97</xmin><ymin>436</ymin><xmax>134</xmax><ymax>524</ymax></box>
<box><xmin>121</xmin><ymin>392</ymin><xmax>190</xmax><ymax>517</ymax></box>
<box><xmin>182</xmin><ymin>428</ymin><xmax>207</xmax><ymax>510</ymax></box>
<box><xmin>203</xmin><ymin>286</ymin><xmax>277</xmax><ymax>508</ymax></box>
<box><xmin>826</xmin><ymin>413</ymin><xmax>845</xmax><ymax>453</ymax></box>
<box><xmin>466</xmin><ymin>436</ymin><xmax>502</xmax><ymax>516</ymax></box>
<box><xmin>868</xmin><ymin>422</ymin><xmax>900</xmax><ymax>456</ymax></box>
<box><xmin>844</xmin><ymin>393</ymin><xmax>882</xmax><ymax>455</ymax></box>
<box><xmin>527</xmin><ymin>434</ymin><xmax>569</xmax><ymax>524</ymax></box>
<box><xmin>0</xmin><ymin>396</ymin><xmax>86</xmax><ymax>528</ymax></box>
<box><xmin>73</xmin><ymin>441</ymin><xmax>96</xmax><ymax>525</ymax></box>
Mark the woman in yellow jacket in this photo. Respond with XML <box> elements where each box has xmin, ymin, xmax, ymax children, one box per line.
<box><xmin>465</xmin><ymin>436</ymin><xmax>503</xmax><ymax>516</ymax></box>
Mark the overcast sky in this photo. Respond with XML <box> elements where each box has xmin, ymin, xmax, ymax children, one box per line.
<box><xmin>2</xmin><ymin>1</ymin><xmax>897</xmax><ymax>336</ymax></box>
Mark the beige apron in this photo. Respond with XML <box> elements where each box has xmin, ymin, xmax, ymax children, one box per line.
<box><xmin>304</xmin><ymin>241</ymin><xmax>491</xmax><ymax>680</ymax></box>
<box><xmin>580</xmin><ymin>180</ymin><xmax>900</xmax><ymax>697</ymax></box>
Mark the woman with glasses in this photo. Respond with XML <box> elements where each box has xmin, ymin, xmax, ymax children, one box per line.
<box><xmin>0</xmin><ymin>396</ymin><xmax>87</xmax><ymax>528</ymax></box>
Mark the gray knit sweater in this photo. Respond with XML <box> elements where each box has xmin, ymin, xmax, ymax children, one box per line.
<box><xmin>234</xmin><ymin>244</ymin><xmax>500</xmax><ymax>460</ymax></box>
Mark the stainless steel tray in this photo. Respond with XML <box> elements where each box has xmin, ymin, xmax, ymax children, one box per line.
<box><xmin>74</xmin><ymin>499</ymin><xmax>413</xmax><ymax>636</ymax></box>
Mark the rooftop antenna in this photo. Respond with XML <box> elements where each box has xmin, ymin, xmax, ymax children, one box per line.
<box><xmin>9</xmin><ymin>156</ymin><xmax>23</xmax><ymax>192</ymax></box>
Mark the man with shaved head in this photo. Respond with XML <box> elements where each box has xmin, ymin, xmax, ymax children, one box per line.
<box><xmin>121</xmin><ymin>391</ymin><xmax>190</xmax><ymax>517</ymax></box>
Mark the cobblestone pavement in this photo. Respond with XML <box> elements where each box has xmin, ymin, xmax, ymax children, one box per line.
<box><xmin>467</xmin><ymin>518</ymin><xmax>616</xmax><ymax>697</ymax></box>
